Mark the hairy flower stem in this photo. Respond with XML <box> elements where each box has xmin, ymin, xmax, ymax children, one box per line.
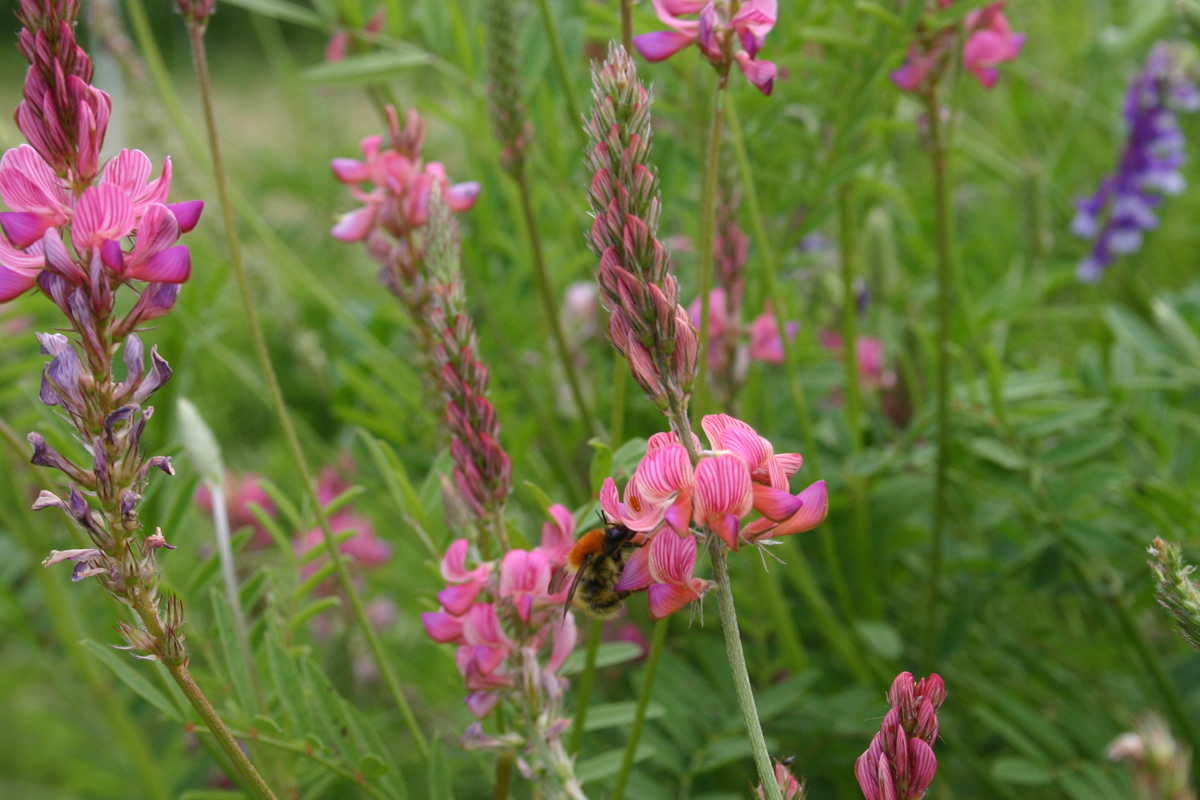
<box><xmin>724</xmin><ymin>93</ymin><xmax>855</xmax><ymax>629</ymax></box>
<box><xmin>183</xmin><ymin>22</ymin><xmax>428</xmax><ymax>760</ymax></box>
<box><xmin>924</xmin><ymin>84</ymin><xmax>953</xmax><ymax>673</ymax></box>
<box><xmin>568</xmin><ymin>618</ymin><xmax>605</xmax><ymax>754</ymax></box>
<box><xmin>691</xmin><ymin>80</ymin><xmax>727</xmax><ymax>424</ymax></box>
<box><xmin>532</xmin><ymin>0</ymin><xmax>583</xmax><ymax>130</ymax></box>
<box><xmin>710</xmin><ymin>538</ymin><xmax>783</xmax><ymax>800</ymax></box>
<box><xmin>611</xmin><ymin>617</ymin><xmax>669</xmax><ymax>800</ymax></box>
<box><xmin>515</xmin><ymin>167</ymin><xmax>598</xmax><ymax>436</ymax></box>
<box><xmin>837</xmin><ymin>183</ymin><xmax>879</xmax><ymax>618</ymax></box>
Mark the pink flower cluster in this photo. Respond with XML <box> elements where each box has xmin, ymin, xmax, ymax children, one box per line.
<box><xmin>819</xmin><ymin>331</ymin><xmax>896</xmax><ymax>392</ymax></box>
<box><xmin>690</xmin><ymin>289</ymin><xmax>797</xmax><ymax>371</ymax></box>
<box><xmin>601</xmin><ymin>414</ymin><xmax>827</xmax><ymax>619</ymax></box>
<box><xmin>856</xmin><ymin>672</ymin><xmax>946</xmax><ymax>800</ymax></box>
<box><xmin>195</xmin><ymin>472</ymin><xmax>277</xmax><ymax>548</ymax></box>
<box><xmin>891</xmin><ymin>1</ymin><xmax>1024</xmax><ymax>93</ymax></box>
<box><xmin>295</xmin><ymin>467</ymin><xmax>392</xmax><ymax>581</ymax></box>
<box><xmin>635</xmin><ymin>0</ymin><xmax>778</xmax><ymax>95</ymax></box>
<box><xmin>421</xmin><ymin>505</ymin><xmax>577</xmax><ymax>721</ymax></box>
<box><xmin>330</xmin><ymin>107</ymin><xmax>479</xmax><ymax>245</ymax></box>
<box><xmin>756</xmin><ymin>758</ymin><xmax>807</xmax><ymax>800</ymax></box>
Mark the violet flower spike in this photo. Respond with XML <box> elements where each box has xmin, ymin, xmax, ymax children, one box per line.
<box><xmin>1072</xmin><ymin>43</ymin><xmax>1199</xmax><ymax>282</ymax></box>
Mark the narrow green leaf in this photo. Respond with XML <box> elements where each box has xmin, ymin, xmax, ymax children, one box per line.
<box><xmin>427</xmin><ymin>737</ymin><xmax>453</xmax><ymax>800</ymax></box>
<box><xmin>576</xmin><ymin>744</ymin><xmax>655</xmax><ymax>783</ymax></box>
<box><xmin>357</xmin><ymin>753</ymin><xmax>390</xmax><ymax>778</ymax></box>
<box><xmin>1039</xmin><ymin>430</ymin><xmax>1122</xmax><ymax>467</ymax></box>
<box><xmin>290</xmin><ymin>596</ymin><xmax>342</xmax><ymax>630</ymax></box>
<box><xmin>560</xmin><ymin>641</ymin><xmax>642</xmax><ymax>675</ymax></box>
<box><xmin>252</xmin><ymin>715</ymin><xmax>284</xmax><ymax>736</ymax></box>
<box><xmin>854</xmin><ymin>620</ymin><xmax>903</xmax><ymax>660</ymax></box>
<box><xmin>992</xmin><ymin>757</ymin><xmax>1054</xmax><ymax>785</ymax></box>
<box><xmin>588</xmin><ymin>438</ymin><xmax>614</xmax><ymax>496</ymax></box>
<box><xmin>583</xmin><ymin>701</ymin><xmax>666</xmax><ymax>731</ymax></box>
<box><xmin>81</xmin><ymin>640</ymin><xmax>184</xmax><ymax>722</ymax></box>
<box><xmin>219</xmin><ymin>0</ymin><xmax>325</xmax><ymax>26</ymax></box>
<box><xmin>210</xmin><ymin>590</ymin><xmax>257</xmax><ymax>716</ymax></box>
<box><xmin>969</xmin><ymin>437</ymin><xmax>1028</xmax><ymax>470</ymax></box>
<box><xmin>302</xmin><ymin>49</ymin><xmax>434</xmax><ymax>85</ymax></box>
<box><xmin>521</xmin><ymin>480</ymin><xmax>555</xmax><ymax>515</ymax></box>
<box><xmin>1151</xmin><ymin>297</ymin><xmax>1200</xmax><ymax>368</ymax></box>
<box><xmin>265</xmin><ymin>626</ymin><xmax>311</xmax><ymax>733</ymax></box>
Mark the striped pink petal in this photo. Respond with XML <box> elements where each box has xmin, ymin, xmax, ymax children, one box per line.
<box><xmin>72</xmin><ymin>184</ymin><xmax>135</xmax><ymax>249</ymax></box>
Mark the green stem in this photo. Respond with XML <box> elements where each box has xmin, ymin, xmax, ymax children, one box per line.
<box><xmin>610</xmin><ymin>617</ymin><xmax>669</xmax><ymax>800</ymax></box>
<box><xmin>838</xmin><ymin>183</ymin><xmax>880</xmax><ymax>619</ymax></box>
<box><xmin>182</xmin><ymin>20</ymin><xmax>429</xmax><ymax>760</ymax></box>
<box><xmin>708</xmin><ymin>540</ymin><xmax>782</xmax><ymax>800</ymax></box>
<box><xmin>691</xmin><ymin>79</ymin><xmax>726</xmax><ymax>424</ymax></box>
<box><xmin>492</xmin><ymin>753</ymin><xmax>513</xmax><ymax>800</ymax></box>
<box><xmin>532</xmin><ymin>0</ymin><xmax>583</xmax><ymax>130</ymax></box>
<box><xmin>924</xmin><ymin>83</ymin><xmax>953</xmax><ymax>673</ymax></box>
<box><xmin>621</xmin><ymin>0</ymin><xmax>634</xmax><ymax>53</ymax></box>
<box><xmin>568</xmin><ymin>618</ymin><xmax>605</xmax><ymax>754</ymax></box>
<box><xmin>724</xmin><ymin>91</ymin><xmax>855</xmax><ymax>623</ymax></box>
<box><xmin>514</xmin><ymin>166</ymin><xmax>598</xmax><ymax>436</ymax></box>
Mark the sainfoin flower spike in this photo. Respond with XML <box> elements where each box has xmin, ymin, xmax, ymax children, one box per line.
<box><xmin>1072</xmin><ymin>43</ymin><xmax>1199</xmax><ymax>282</ymax></box>
<box><xmin>420</xmin><ymin>505</ymin><xmax>587</xmax><ymax>798</ymax></box>
<box><xmin>856</xmin><ymin>672</ymin><xmax>946</xmax><ymax>800</ymax></box>
<box><xmin>635</xmin><ymin>0</ymin><xmax>779</xmax><ymax>94</ymax></box>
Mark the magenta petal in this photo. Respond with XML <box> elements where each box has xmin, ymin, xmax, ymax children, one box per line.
<box><xmin>438</xmin><ymin>581</ymin><xmax>485</xmax><ymax>616</ymax></box>
<box><xmin>168</xmin><ymin>200</ymin><xmax>204</xmax><ymax>233</ymax></box>
<box><xmin>421</xmin><ymin>611</ymin><xmax>465</xmax><ymax>643</ymax></box>
<box><xmin>129</xmin><ymin>245</ymin><xmax>190</xmax><ymax>283</ymax></box>
<box><xmin>647</xmin><ymin>582</ymin><xmax>698</xmax><ymax>620</ymax></box>
<box><xmin>735</xmin><ymin>53</ymin><xmax>776</xmax><ymax>95</ymax></box>
<box><xmin>473</xmin><ymin>644</ymin><xmax>507</xmax><ymax>675</ymax></box>
<box><xmin>466</xmin><ymin>690</ymin><xmax>500</xmax><ymax>718</ymax></box>
<box><xmin>547</xmin><ymin>612</ymin><xmax>577</xmax><ymax>673</ymax></box>
<box><xmin>600</xmin><ymin>477</ymin><xmax>622</xmax><ymax>522</ymax></box>
<box><xmin>100</xmin><ymin>239</ymin><xmax>124</xmax><ymax>272</ymax></box>
<box><xmin>756</xmin><ymin>480</ymin><xmax>828</xmax><ymax>538</ymax></box>
<box><xmin>613</xmin><ymin>541</ymin><xmax>653</xmax><ymax>592</ymax></box>
<box><xmin>634</xmin><ymin>30</ymin><xmax>696</xmax><ymax>62</ymax></box>
<box><xmin>0</xmin><ymin>262</ymin><xmax>37</xmax><ymax>302</ymax></box>
<box><xmin>752</xmin><ymin>484</ymin><xmax>803</xmax><ymax>520</ymax></box>
<box><xmin>0</xmin><ymin>211</ymin><xmax>53</xmax><ymax>249</ymax></box>
<box><xmin>647</xmin><ymin>528</ymin><xmax>697</xmax><ymax>585</ymax></box>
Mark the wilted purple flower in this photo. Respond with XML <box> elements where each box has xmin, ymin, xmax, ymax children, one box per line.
<box><xmin>1073</xmin><ymin>43</ymin><xmax>1200</xmax><ymax>282</ymax></box>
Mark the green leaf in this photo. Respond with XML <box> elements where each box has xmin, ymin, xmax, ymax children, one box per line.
<box><xmin>968</xmin><ymin>437</ymin><xmax>1028</xmax><ymax>471</ymax></box>
<box><xmin>290</xmin><ymin>596</ymin><xmax>342</xmax><ymax>630</ymax></box>
<box><xmin>560</xmin><ymin>641</ymin><xmax>642</xmax><ymax>675</ymax></box>
<box><xmin>521</xmin><ymin>480</ymin><xmax>555</xmax><ymax>516</ymax></box>
<box><xmin>302</xmin><ymin>49</ymin><xmax>435</xmax><ymax>85</ymax></box>
<box><xmin>265</xmin><ymin>625</ymin><xmax>311</xmax><ymax>733</ymax></box>
<box><xmin>588</xmin><ymin>438</ymin><xmax>614</xmax><ymax>495</ymax></box>
<box><xmin>81</xmin><ymin>640</ymin><xmax>184</xmax><ymax>722</ymax></box>
<box><xmin>853</xmin><ymin>620</ymin><xmax>903</xmax><ymax>660</ymax></box>
<box><xmin>1039</xmin><ymin>430</ymin><xmax>1122</xmax><ymax>467</ymax></box>
<box><xmin>210</xmin><ymin>590</ymin><xmax>257</xmax><ymax>718</ymax></box>
<box><xmin>427</xmin><ymin>737</ymin><xmax>453</xmax><ymax>800</ymax></box>
<box><xmin>178</xmin><ymin>792</ymin><xmax>250</xmax><ymax>800</ymax></box>
<box><xmin>218</xmin><ymin>0</ymin><xmax>324</xmax><ymax>26</ymax></box>
<box><xmin>576</xmin><ymin>744</ymin><xmax>655</xmax><ymax>783</ymax></box>
<box><xmin>584</xmin><ymin>701</ymin><xmax>665</xmax><ymax>731</ymax></box>
<box><xmin>357</xmin><ymin>753</ymin><xmax>390</xmax><ymax>778</ymax></box>
<box><xmin>252</xmin><ymin>715</ymin><xmax>284</xmax><ymax>736</ymax></box>
<box><xmin>992</xmin><ymin>757</ymin><xmax>1054</xmax><ymax>785</ymax></box>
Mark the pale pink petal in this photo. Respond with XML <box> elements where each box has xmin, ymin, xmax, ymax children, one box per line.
<box><xmin>445</xmin><ymin>181</ymin><xmax>481</xmax><ymax>212</ymax></box>
<box><xmin>0</xmin><ymin>144</ymin><xmax>69</xmax><ymax>218</ymax></box>
<box><xmin>693</xmin><ymin>454</ymin><xmax>754</xmax><ymax>533</ymax></box>
<box><xmin>647</xmin><ymin>527</ymin><xmax>698</xmax><ymax>585</ymax></box>
<box><xmin>331</xmin><ymin>157</ymin><xmax>371</xmax><ymax>184</ymax></box>
<box><xmin>73</xmin><ymin>184</ymin><xmax>135</xmax><ymax>249</ymax></box>
<box><xmin>633</xmin><ymin>443</ymin><xmax>693</xmax><ymax>503</ymax></box>
<box><xmin>0</xmin><ymin>261</ymin><xmax>38</xmax><ymax>302</ymax></box>
<box><xmin>331</xmin><ymin>204</ymin><xmax>378</xmax><ymax>242</ymax></box>
<box><xmin>600</xmin><ymin>477</ymin><xmax>623</xmax><ymax>521</ymax></box>
<box><xmin>735</xmin><ymin>52</ymin><xmax>776</xmax><ymax>95</ymax></box>
<box><xmin>472</xmin><ymin>644</ymin><xmax>508</xmax><ymax>675</ymax></box>
<box><xmin>634</xmin><ymin>30</ymin><xmax>697</xmax><ymax>62</ymax></box>
<box><xmin>539</xmin><ymin>504</ymin><xmax>576</xmax><ymax>567</ymax></box>
<box><xmin>463</xmin><ymin>603</ymin><xmax>511</xmax><ymax>649</ymax></box>
<box><xmin>442</xmin><ymin>538</ymin><xmax>487</xmax><ymax>582</ymax></box>
<box><xmin>546</xmin><ymin>612</ymin><xmax>577</xmax><ymax>673</ymax></box>
<box><xmin>701</xmin><ymin>413</ymin><xmax>754</xmax><ymax>450</ymax></box>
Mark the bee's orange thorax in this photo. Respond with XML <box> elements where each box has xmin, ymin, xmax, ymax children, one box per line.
<box><xmin>566</xmin><ymin>529</ymin><xmax>606</xmax><ymax>570</ymax></box>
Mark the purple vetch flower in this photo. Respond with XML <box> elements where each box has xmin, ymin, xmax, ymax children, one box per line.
<box><xmin>1073</xmin><ymin>43</ymin><xmax>1200</xmax><ymax>282</ymax></box>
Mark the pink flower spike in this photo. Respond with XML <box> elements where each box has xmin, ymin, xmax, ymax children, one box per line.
<box><xmin>421</xmin><ymin>610</ymin><xmax>465</xmax><ymax>643</ymax></box>
<box><xmin>72</xmin><ymin>184</ymin><xmax>135</xmax><ymax>250</ymax></box>
<box><xmin>694</xmin><ymin>454</ymin><xmax>753</xmax><ymax>549</ymax></box>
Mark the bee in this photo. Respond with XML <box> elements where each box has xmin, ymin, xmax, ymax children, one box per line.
<box><xmin>548</xmin><ymin>516</ymin><xmax>642</xmax><ymax>619</ymax></box>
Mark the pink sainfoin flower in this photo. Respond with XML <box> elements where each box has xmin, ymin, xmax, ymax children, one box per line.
<box><xmin>891</xmin><ymin>1</ymin><xmax>1024</xmax><ymax>93</ymax></box>
<box><xmin>819</xmin><ymin>330</ymin><xmax>897</xmax><ymax>392</ymax></box>
<box><xmin>325</xmin><ymin>8</ymin><xmax>385</xmax><ymax>63</ymax></box>
<box><xmin>602</xmin><ymin>413</ymin><xmax>827</xmax><ymax>619</ymax></box>
<box><xmin>856</xmin><ymin>672</ymin><xmax>947</xmax><ymax>800</ymax></box>
<box><xmin>295</xmin><ymin>467</ymin><xmax>392</xmax><ymax>582</ymax></box>
<box><xmin>635</xmin><ymin>0</ymin><xmax>779</xmax><ymax>95</ymax></box>
<box><xmin>421</xmin><ymin>504</ymin><xmax>585</xmax><ymax>797</ymax></box>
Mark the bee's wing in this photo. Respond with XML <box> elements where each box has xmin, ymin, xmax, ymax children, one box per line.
<box><xmin>548</xmin><ymin>564</ymin><xmax>572</xmax><ymax>595</ymax></box>
<box><xmin>553</xmin><ymin>556</ymin><xmax>592</xmax><ymax>619</ymax></box>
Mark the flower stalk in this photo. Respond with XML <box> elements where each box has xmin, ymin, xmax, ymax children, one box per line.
<box><xmin>179</xmin><ymin>12</ymin><xmax>428</xmax><ymax>761</ymax></box>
